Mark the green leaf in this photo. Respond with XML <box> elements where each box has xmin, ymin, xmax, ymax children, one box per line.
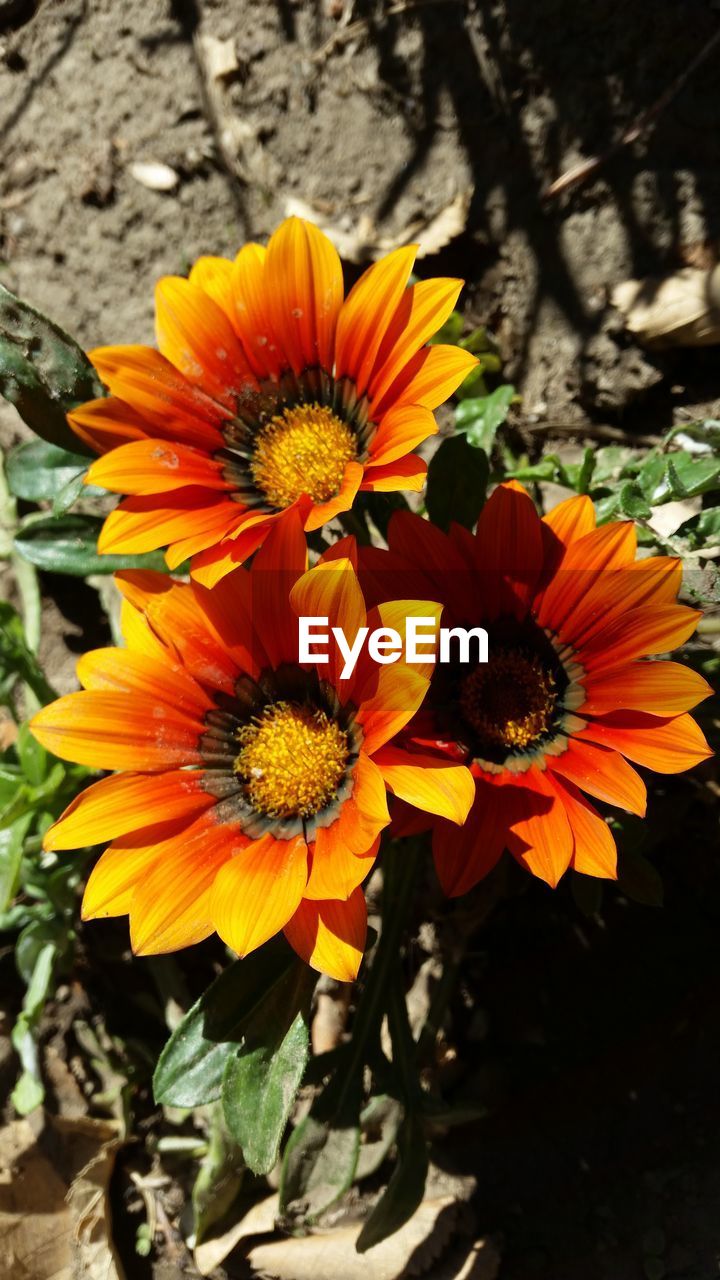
<box><xmin>617</xmin><ymin>846</ymin><xmax>664</xmax><ymax>907</ymax></box>
<box><xmin>676</xmin><ymin>507</ymin><xmax>720</xmax><ymax>550</ymax></box>
<box><xmin>14</xmin><ymin>514</ymin><xmax>169</xmax><ymax>576</ymax></box>
<box><xmin>0</xmin><ymin>283</ymin><xmax>102</xmax><ymax>454</ymax></box>
<box><xmin>618</xmin><ymin>480</ymin><xmax>652</xmax><ymax>521</ymax></box>
<box><xmin>0</xmin><ymin>602</ymin><xmax>57</xmax><ymax>704</ymax></box>
<box><xmin>5</xmin><ymin>440</ymin><xmax>98</xmax><ymax>514</ymax></box>
<box><xmin>280</xmin><ymin>1064</ymin><xmax>363</xmax><ymax>1222</ymax></box>
<box><xmin>221</xmin><ymin>960</ymin><xmax>315</xmax><ymax>1175</ymax></box>
<box><xmin>16</xmin><ymin>721</ymin><xmax>48</xmax><ymax>786</ymax></box>
<box><xmin>192</xmin><ymin>1105</ymin><xmax>244</xmax><ymax>1245</ymax></box>
<box><xmin>454</xmin><ymin>384</ymin><xmax>515</xmax><ymax>454</ymax></box>
<box><xmin>358</xmin><ymin>490</ymin><xmax>410</xmax><ymax>540</ymax></box>
<box><xmin>356</xmin><ymin>1095</ymin><xmax>403</xmax><ymax>1180</ymax></box>
<box><xmin>0</xmin><ymin>813</ymin><xmax>33</xmax><ymax>913</ymax></box>
<box><xmin>153</xmin><ymin>941</ymin><xmax>301</xmax><ymax>1108</ymax></box>
<box><xmin>426</xmin><ymin>435</ymin><xmax>488</xmax><ymax>532</ymax></box>
<box><xmin>356</xmin><ymin>1110</ymin><xmax>429</xmax><ymax>1252</ymax></box>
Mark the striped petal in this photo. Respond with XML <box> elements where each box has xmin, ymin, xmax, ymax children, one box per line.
<box><xmin>547</xmin><ymin>738</ymin><xmax>647</xmax><ymax>815</ymax></box>
<box><xmin>284</xmin><ymin>889</ymin><xmax>367</xmax><ymax>981</ymax></box>
<box><xmin>581</xmin><ymin>661</ymin><xmax>712</xmax><ymax>716</ymax></box>
<box><xmin>578</xmin><ymin>711</ymin><xmax>712</xmax><ymax>773</ymax></box>
<box><xmin>210</xmin><ymin>833</ymin><xmax>309</xmax><ymax>957</ymax></box>
<box><xmin>87</xmin><ymin>439</ymin><xmax>230</xmax><ymax>496</ymax></box>
<box><xmin>264</xmin><ymin>217</ymin><xmax>344</xmax><ymax>374</ymax></box>
<box><xmin>31</xmin><ymin>691</ymin><xmax>203</xmax><ymax>771</ymax></box>
<box><xmin>335</xmin><ymin>246</ymin><xmax>417</xmax><ymax>397</ymax></box>
<box><xmin>374</xmin><ymin>744</ymin><xmax>475</xmax><ymax>825</ymax></box>
<box><xmin>44</xmin><ymin>770</ymin><xmax>214</xmax><ymax>851</ymax></box>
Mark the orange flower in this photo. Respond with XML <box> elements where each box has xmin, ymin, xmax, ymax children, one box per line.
<box><xmin>71</xmin><ymin>217</ymin><xmax>476</xmax><ymax>587</ymax></box>
<box><xmin>30</xmin><ymin>515</ymin><xmax>474</xmax><ymax>980</ymax></box>
<box><xmin>360</xmin><ymin>482</ymin><xmax>712</xmax><ymax>893</ymax></box>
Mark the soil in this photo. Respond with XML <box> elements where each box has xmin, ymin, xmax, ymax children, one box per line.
<box><xmin>1</xmin><ymin>2</ymin><xmax>720</xmax><ymax>1278</ymax></box>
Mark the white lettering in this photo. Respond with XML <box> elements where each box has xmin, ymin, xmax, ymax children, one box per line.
<box><xmin>406</xmin><ymin>616</ymin><xmax>438</xmax><ymax>664</ymax></box>
<box><xmin>334</xmin><ymin>625</ymin><xmax>369</xmax><ymax>680</ymax></box>
<box><xmin>439</xmin><ymin>626</ymin><xmax>488</xmax><ymax>664</ymax></box>
<box><xmin>368</xmin><ymin>627</ymin><xmax>402</xmax><ymax>665</ymax></box>
<box><xmin>298</xmin><ymin>616</ymin><xmax>329</xmax><ymax>664</ymax></box>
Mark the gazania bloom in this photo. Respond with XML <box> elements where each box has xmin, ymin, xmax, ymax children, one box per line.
<box><xmin>30</xmin><ymin>515</ymin><xmax>473</xmax><ymax>980</ymax></box>
<box><xmin>71</xmin><ymin>216</ymin><xmax>476</xmax><ymax>587</ymax></box>
<box><xmin>360</xmin><ymin>482</ymin><xmax>712</xmax><ymax>893</ymax></box>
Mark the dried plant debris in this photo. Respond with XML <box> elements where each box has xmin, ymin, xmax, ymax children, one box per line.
<box><xmin>283</xmin><ymin>191</ymin><xmax>473</xmax><ymax>263</ymax></box>
<box><xmin>612</xmin><ymin>266</ymin><xmax>720</xmax><ymax>347</ymax></box>
<box><xmin>194</xmin><ymin>1168</ymin><xmax>495</xmax><ymax>1280</ymax></box>
<box><xmin>0</xmin><ymin>1114</ymin><xmax>124</xmax><ymax>1280</ymax></box>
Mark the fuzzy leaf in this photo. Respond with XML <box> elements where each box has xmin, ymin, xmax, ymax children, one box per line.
<box><xmin>426</xmin><ymin>434</ymin><xmax>488</xmax><ymax>532</ymax></box>
<box><xmin>154</xmin><ymin>941</ymin><xmax>301</xmax><ymax>1108</ymax></box>
<box><xmin>14</xmin><ymin>514</ymin><xmax>168</xmax><ymax>576</ymax></box>
<box><xmin>356</xmin><ymin>1110</ymin><xmax>429</xmax><ymax>1252</ymax></box>
<box><xmin>221</xmin><ymin>960</ymin><xmax>315</xmax><ymax>1175</ymax></box>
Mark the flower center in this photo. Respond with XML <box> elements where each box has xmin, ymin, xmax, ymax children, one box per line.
<box><xmin>459</xmin><ymin>649</ymin><xmax>558</xmax><ymax>754</ymax></box>
<box><xmin>234</xmin><ymin>700</ymin><xmax>349</xmax><ymax>818</ymax></box>
<box><xmin>250</xmin><ymin>402</ymin><xmax>357</xmax><ymax>509</ymax></box>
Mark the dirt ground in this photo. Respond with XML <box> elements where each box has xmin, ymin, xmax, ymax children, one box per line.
<box><xmin>1</xmin><ymin>2</ymin><xmax>720</xmax><ymax>1277</ymax></box>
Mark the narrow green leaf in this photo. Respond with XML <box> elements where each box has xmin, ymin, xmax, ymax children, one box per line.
<box><xmin>14</xmin><ymin>514</ymin><xmax>169</xmax><ymax>576</ymax></box>
<box><xmin>222</xmin><ymin>961</ymin><xmax>315</xmax><ymax>1175</ymax></box>
<box><xmin>0</xmin><ymin>283</ymin><xmax>102</xmax><ymax>453</ymax></box>
<box><xmin>0</xmin><ymin>602</ymin><xmax>57</xmax><ymax>704</ymax></box>
<box><xmin>154</xmin><ymin>941</ymin><xmax>300</xmax><ymax>1108</ymax></box>
<box><xmin>356</xmin><ymin>1110</ymin><xmax>429</xmax><ymax>1252</ymax></box>
<box><xmin>0</xmin><ymin>813</ymin><xmax>33</xmax><ymax>913</ymax></box>
<box><xmin>192</xmin><ymin>1105</ymin><xmax>244</xmax><ymax>1245</ymax></box>
<box><xmin>426</xmin><ymin>435</ymin><xmax>488</xmax><ymax>532</ymax></box>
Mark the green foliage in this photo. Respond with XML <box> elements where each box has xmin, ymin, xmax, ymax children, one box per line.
<box><xmin>0</xmin><ymin>283</ymin><xmax>102</xmax><ymax>454</ymax></box>
<box><xmin>426</xmin><ymin>434</ymin><xmax>489</xmax><ymax>531</ymax></box>
<box><xmin>6</xmin><ymin>439</ymin><xmax>104</xmax><ymax>515</ymax></box>
<box><xmin>14</xmin><ymin>514</ymin><xmax>169</xmax><ymax>576</ymax></box>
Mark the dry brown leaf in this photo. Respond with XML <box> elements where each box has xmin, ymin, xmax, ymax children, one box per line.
<box><xmin>0</xmin><ymin>1114</ymin><xmax>124</xmax><ymax>1280</ymax></box>
<box><xmin>612</xmin><ymin>266</ymin><xmax>720</xmax><ymax>347</ymax></box>
<box><xmin>247</xmin><ymin>1195</ymin><xmax>469</xmax><ymax>1280</ymax></box>
<box><xmin>194</xmin><ymin>1193</ymin><xmax>280</xmax><ymax>1276</ymax></box>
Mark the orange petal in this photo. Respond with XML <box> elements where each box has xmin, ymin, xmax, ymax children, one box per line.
<box><xmin>83</xmin><ymin>840</ymin><xmax>164</xmax><ymax>920</ymax></box>
<box><xmin>264</xmin><ymin>217</ymin><xmax>344</xmax><ymax>374</ymax></box>
<box><xmin>537</xmin><ymin>521</ymin><xmax>637</xmax><ymax>631</ymax></box>
<box><xmin>231</xmin><ymin>243</ymin><xmax>284</xmax><ymax>379</ymax></box>
<box><xmin>505</xmin><ymin>767</ymin><xmax>574</xmax><ymax>888</ymax></box>
<box><xmin>358</xmin><ymin>454</ymin><xmax>427</xmax><ymax>493</ymax></box>
<box><xmin>248</xmin><ymin>507</ymin><xmax>309</xmax><ymax>668</ymax></box>
<box><xmin>97</xmin><ymin>490</ymin><xmax>240</xmax><ymax>558</ymax></box>
<box><xmin>76</xmin><ymin>647</ymin><xmax>214</xmax><ymax>717</ymax></box>
<box><xmin>44</xmin><ymin>770</ymin><xmax>214</xmax><ymax>851</ymax></box>
<box><xmin>542</xmin><ymin>493</ymin><xmax>596</xmax><ymax>548</ymax></box>
<box><xmin>189</xmin><ymin>255</ymin><xmax>236</xmax><ymax>322</ymax></box>
<box><xmin>547</xmin><ymin>737</ymin><xmax>647</xmax><ymax>815</ymax></box>
<box><xmin>373</xmin><ymin>343</ymin><xmax>477</xmax><ymax>417</ymax></box>
<box><xmin>581</xmin><ymin>661</ymin><xmax>713</xmax><ymax>716</ymax></box>
<box><xmin>368</xmin><ymin>277</ymin><xmax>465</xmax><ymax>406</ymax></box>
<box><xmin>335</xmin><ymin>246</ymin><xmax>417</xmax><ymax>397</ymax></box>
<box><xmin>366</xmin><ymin>404</ymin><xmax>438</xmax><ymax>468</ymax></box>
<box><xmin>374</xmin><ymin>744</ymin><xmax>475</xmax><ymax>825</ymax></box>
<box><xmin>355</xmin><ymin>663</ymin><xmax>434</xmax><ymax>755</ymax></box>
<box><xmin>90</xmin><ymin>344</ymin><xmax>230</xmax><ymax>448</ymax></box>
<box><xmin>129</xmin><ymin>819</ymin><xmax>237</xmax><ymax>954</ymax></box>
<box><xmin>210</xmin><ymin>833</ymin><xmax>309</xmax><ymax>956</ymax></box>
<box><xmin>69</xmin><ymin>397</ymin><xmax>150</xmax><ymax>455</ymax></box>
<box><xmin>578</xmin><ymin>711</ymin><xmax>712</xmax><ymax>774</ymax></box>
<box><xmin>432</xmin><ymin>778</ymin><xmax>508</xmax><ymax>897</ymax></box>
<box><xmin>115</xmin><ymin>571</ymin><xmax>243</xmax><ymax>691</ymax></box>
<box><xmin>290</xmin><ymin>555</ymin><xmax>367</xmax><ymax>692</ymax></box>
<box><xmin>31</xmin><ymin>692</ymin><xmax>203</xmax><ymax>771</ymax></box>
<box><xmin>302</xmin><ymin>460</ymin><xmax>364</xmax><ymax>530</ymax></box>
<box><xmin>189</xmin><ymin>517</ymin><xmax>274</xmax><ymax>587</ymax></box>
<box><xmin>155</xmin><ymin>276</ymin><xmax>257</xmax><ymax>408</ymax></box>
<box><xmin>552</xmin><ymin>777</ymin><xmax>618</xmax><ymax>880</ymax></box>
<box><xmin>284</xmin><ymin>889</ymin><xmax>367</xmax><ymax>981</ymax></box>
<box><xmin>559</xmin><ymin>556</ymin><xmax>683</xmax><ymax>650</ymax></box>
<box><xmin>306</xmin><ymin>825</ymin><xmax>379</xmax><ymax>901</ymax></box>
<box><xmin>474</xmin><ymin>482</ymin><xmax>543</xmax><ymax>618</ymax></box>
<box><xmin>87</xmin><ymin>439</ymin><xmax>230</xmax><ymax>496</ymax></box>
<box><xmin>577</xmin><ymin>604</ymin><xmax>702</xmax><ymax>674</ymax></box>
<box><xmin>119</xmin><ymin>598</ymin><xmax>168</xmax><ymax>663</ymax></box>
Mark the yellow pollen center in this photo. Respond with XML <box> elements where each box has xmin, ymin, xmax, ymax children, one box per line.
<box><xmin>459</xmin><ymin>650</ymin><xmax>558</xmax><ymax>753</ymax></box>
<box><xmin>234</xmin><ymin>701</ymin><xmax>349</xmax><ymax>818</ymax></box>
<box><xmin>251</xmin><ymin>403</ymin><xmax>358</xmax><ymax>509</ymax></box>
